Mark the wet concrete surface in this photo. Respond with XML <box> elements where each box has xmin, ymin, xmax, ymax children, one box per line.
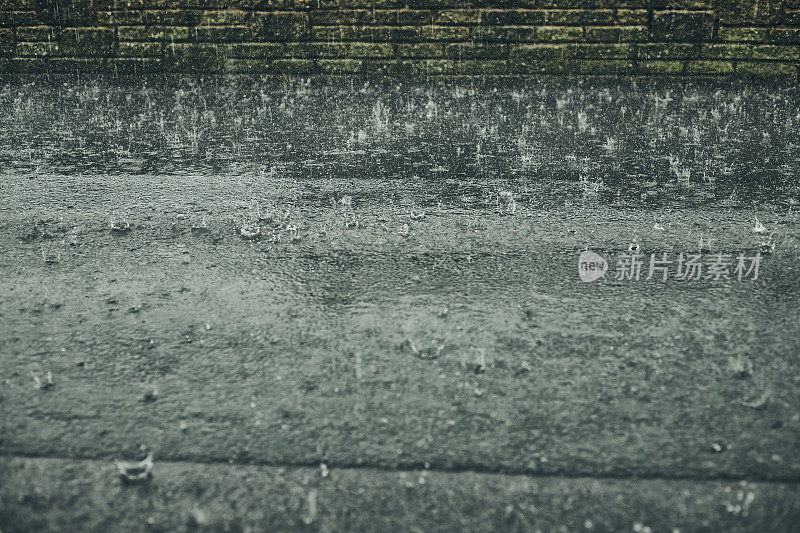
<box><xmin>1</xmin><ymin>76</ymin><xmax>799</xmax><ymax>531</ymax></box>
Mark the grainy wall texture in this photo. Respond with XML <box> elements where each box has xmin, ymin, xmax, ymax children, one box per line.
<box><xmin>0</xmin><ymin>1</ymin><xmax>799</xmax><ymax>77</ymax></box>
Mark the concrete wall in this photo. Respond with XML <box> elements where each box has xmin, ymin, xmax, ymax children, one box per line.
<box><xmin>0</xmin><ymin>1</ymin><xmax>799</xmax><ymax>78</ymax></box>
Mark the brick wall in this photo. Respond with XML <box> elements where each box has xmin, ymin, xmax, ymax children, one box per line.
<box><xmin>0</xmin><ymin>1</ymin><xmax>799</xmax><ymax>78</ymax></box>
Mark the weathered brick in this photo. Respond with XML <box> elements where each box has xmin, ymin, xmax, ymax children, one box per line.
<box><xmin>0</xmin><ymin>28</ymin><xmax>14</xmax><ymax>56</ymax></box>
<box><xmin>37</xmin><ymin>2</ymin><xmax>97</xmax><ymax>26</ymax></box>
<box><xmin>0</xmin><ymin>10</ymin><xmax>37</xmax><ymax>26</ymax></box>
<box><xmin>503</xmin><ymin>9</ymin><xmax>646</xmax><ymax>26</ymax></box>
<box><xmin>58</xmin><ymin>28</ymin><xmax>115</xmax><ymax>57</ymax></box>
<box><xmin>652</xmin><ymin>10</ymin><xmax>713</xmax><ymax>42</ymax></box>
<box><xmin>252</xmin><ymin>12</ymin><xmax>308</xmax><ymax>40</ymax></box>
<box><xmin>736</xmin><ymin>61</ymin><xmax>797</xmax><ymax>78</ymax></box>
<box><xmin>638</xmin><ymin>60</ymin><xmax>684</xmax><ymax>74</ymax></box>
<box><xmin>701</xmin><ymin>44</ymin><xmax>800</xmax><ymax>61</ymax></box>
<box><xmin>225</xmin><ymin>43</ymin><xmax>285</xmax><ymax>58</ymax></box>
<box><xmin>419</xmin><ymin>26</ymin><xmax>469</xmax><ymax>40</ymax></box>
<box><xmin>535</xmin><ymin>26</ymin><xmax>584</xmax><ymax>42</ymax></box>
<box><xmin>285</xmin><ymin>42</ymin><xmax>394</xmax><ymax>58</ymax></box>
<box><xmin>448</xmin><ymin>59</ymin><xmax>506</xmax><ymax>74</ymax></box>
<box><xmin>224</xmin><ymin>58</ymin><xmax>271</xmax><ymax>74</ymax></box>
<box><xmin>510</xmin><ymin>44</ymin><xmax>570</xmax><ymax>62</ymax></box>
<box><xmin>434</xmin><ymin>10</ymin><xmax>481</xmax><ymax>25</ymax></box>
<box><xmin>638</xmin><ymin>43</ymin><xmax>697</xmax><ymax>59</ymax></box>
<box><xmin>311</xmin><ymin>26</ymin><xmax>418</xmax><ymax>41</ymax></box>
<box><xmin>266</xmin><ymin>58</ymin><xmax>314</xmax><ymax>73</ymax></box>
<box><xmin>532</xmin><ymin>0</ymin><xmax>648</xmax><ymax>7</ymax></box>
<box><xmin>96</xmin><ymin>11</ymin><xmax>143</xmax><ymax>25</ymax></box>
<box><xmin>717</xmin><ymin>0</ymin><xmax>784</xmax><ymax>25</ymax></box>
<box><xmin>685</xmin><ymin>60</ymin><xmax>734</xmax><ymax>74</ymax></box>
<box><xmin>141</xmin><ymin>10</ymin><xmax>202</xmax><ymax>26</ymax></box>
<box><xmin>360</xmin><ymin>59</ymin><xmax>417</xmax><ymax>76</ymax></box>
<box><xmin>508</xmin><ymin>59</ymin><xmax>567</xmax><ymax>75</ymax></box>
<box><xmin>201</xmin><ymin>9</ymin><xmax>249</xmax><ymax>26</ymax></box>
<box><xmin>471</xmin><ymin>26</ymin><xmax>538</xmax><ymax>42</ymax></box>
<box><xmin>443</xmin><ymin>42</ymin><xmax>507</xmax><ymax>59</ymax></box>
<box><xmin>483</xmin><ymin>10</ymin><xmax>547</xmax><ymax>26</ymax></box>
<box><xmin>582</xmin><ymin>10</ymin><xmax>649</xmax><ymax>25</ymax></box>
<box><xmin>14</xmin><ymin>41</ymin><xmax>58</xmax><ymax>56</ymax></box>
<box><xmin>0</xmin><ymin>0</ymin><xmax>37</xmax><ymax>8</ymax></box>
<box><xmin>108</xmin><ymin>57</ymin><xmax>163</xmax><ymax>74</ymax></box>
<box><xmin>193</xmin><ymin>26</ymin><xmax>251</xmax><ymax>42</ymax></box>
<box><xmin>717</xmin><ymin>27</ymin><xmax>770</xmax><ymax>42</ymax></box>
<box><xmin>1</xmin><ymin>1</ymin><xmax>798</xmax><ymax>76</ymax></box>
<box><xmin>770</xmin><ymin>28</ymin><xmax>800</xmax><ymax>44</ymax></box>
<box><xmin>512</xmin><ymin>43</ymin><xmax>635</xmax><ymax>61</ymax></box>
<box><xmin>574</xmin><ymin>59</ymin><xmax>636</xmax><ymax>74</ymax></box>
<box><xmin>395</xmin><ymin>42</ymin><xmax>444</xmax><ymax>57</ymax></box>
<box><xmin>15</xmin><ymin>26</ymin><xmax>56</xmax><ymax>41</ymax></box>
<box><xmin>118</xmin><ymin>26</ymin><xmax>190</xmax><ymax>41</ymax></box>
<box><xmin>12</xmin><ymin>57</ymin><xmax>105</xmax><ymax>73</ymax></box>
<box><xmin>651</xmin><ymin>1</ymin><xmax>712</xmax><ymax>8</ymax></box>
<box><xmin>584</xmin><ymin>26</ymin><xmax>648</xmax><ymax>42</ymax></box>
<box><xmin>316</xmin><ymin>58</ymin><xmax>364</xmax><ymax>73</ymax></box>
<box><xmin>784</xmin><ymin>11</ymin><xmax>800</xmax><ymax>26</ymax></box>
<box><xmin>118</xmin><ymin>41</ymin><xmax>161</xmax><ymax>57</ymax></box>
<box><xmin>162</xmin><ymin>42</ymin><xmax>225</xmax><ymax>72</ymax></box>
<box><xmin>571</xmin><ymin>43</ymin><xmax>636</xmax><ymax>58</ymax></box>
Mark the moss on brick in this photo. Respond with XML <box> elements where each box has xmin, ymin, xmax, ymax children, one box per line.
<box><xmin>638</xmin><ymin>60</ymin><xmax>684</xmax><ymax>74</ymax></box>
<box><xmin>453</xmin><ymin>59</ymin><xmax>508</xmax><ymax>74</ymax></box>
<box><xmin>118</xmin><ymin>26</ymin><xmax>190</xmax><ymax>42</ymax></box>
<box><xmin>225</xmin><ymin>43</ymin><xmax>285</xmax><ymax>59</ymax></box>
<box><xmin>224</xmin><ymin>58</ymin><xmax>271</xmax><ymax>74</ymax></box>
<box><xmin>420</xmin><ymin>26</ymin><xmax>469</xmax><ymax>41</ymax></box>
<box><xmin>443</xmin><ymin>42</ymin><xmax>507</xmax><ymax>59</ymax></box>
<box><xmin>316</xmin><ymin>58</ymin><xmax>364</xmax><ymax>73</ymax></box>
<box><xmin>685</xmin><ymin>60</ymin><xmax>734</xmax><ymax>74</ymax></box>
<box><xmin>483</xmin><ymin>10</ymin><xmax>547</xmax><ymax>26</ymax></box>
<box><xmin>701</xmin><ymin>44</ymin><xmax>800</xmax><ymax>61</ymax></box>
<box><xmin>571</xmin><ymin>43</ymin><xmax>636</xmax><ymax>58</ymax></box>
<box><xmin>584</xmin><ymin>26</ymin><xmax>648</xmax><ymax>42</ymax></box>
<box><xmin>510</xmin><ymin>44</ymin><xmax>568</xmax><ymax>62</ymax></box>
<box><xmin>96</xmin><ymin>11</ymin><xmax>143</xmax><ymax>25</ymax></box>
<box><xmin>535</xmin><ymin>26</ymin><xmax>584</xmax><ymax>42</ymax></box>
<box><xmin>434</xmin><ymin>10</ymin><xmax>482</xmax><ymax>25</ymax></box>
<box><xmin>118</xmin><ymin>41</ymin><xmax>161</xmax><ymax>57</ymax></box>
<box><xmin>574</xmin><ymin>59</ymin><xmax>636</xmax><ymax>74</ymax></box>
<box><xmin>267</xmin><ymin>58</ymin><xmax>314</xmax><ymax>74</ymax></box>
<box><xmin>638</xmin><ymin>43</ymin><xmax>697</xmax><ymax>59</ymax></box>
<box><xmin>718</xmin><ymin>27</ymin><xmax>770</xmax><ymax>42</ymax></box>
<box><xmin>200</xmin><ymin>9</ymin><xmax>249</xmax><ymax>26</ymax></box>
<box><xmin>15</xmin><ymin>25</ymin><xmax>56</xmax><ymax>41</ymax></box>
<box><xmin>14</xmin><ymin>41</ymin><xmax>58</xmax><ymax>56</ymax></box>
<box><xmin>141</xmin><ymin>10</ymin><xmax>202</xmax><ymax>26</ymax></box>
<box><xmin>395</xmin><ymin>42</ymin><xmax>444</xmax><ymax>58</ymax></box>
<box><xmin>736</xmin><ymin>61</ymin><xmax>798</xmax><ymax>78</ymax></box>
<box><xmin>285</xmin><ymin>42</ymin><xmax>394</xmax><ymax>58</ymax></box>
<box><xmin>471</xmin><ymin>26</ymin><xmax>537</xmax><ymax>43</ymax></box>
<box><xmin>193</xmin><ymin>26</ymin><xmax>251</xmax><ymax>42</ymax></box>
